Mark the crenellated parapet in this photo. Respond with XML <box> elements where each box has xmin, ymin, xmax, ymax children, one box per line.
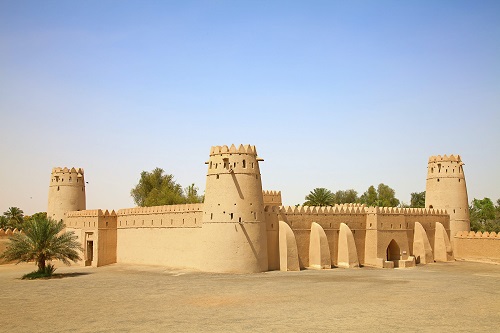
<box><xmin>455</xmin><ymin>231</ymin><xmax>499</xmax><ymax>239</ymax></box>
<box><xmin>50</xmin><ymin>167</ymin><xmax>85</xmax><ymax>184</ymax></box>
<box><xmin>116</xmin><ymin>204</ymin><xmax>204</xmax><ymax>229</ymax></box>
<box><xmin>263</xmin><ymin>190</ymin><xmax>282</xmax><ymax>206</ymax></box>
<box><xmin>117</xmin><ymin>203</ymin><xmax>203</xmax><ymax>216</ymax></box>
<box><xmin>67</xmin><ymin>209</ymin><xmax>116</xmax><ymax>217</ymax></box>
<box><xmin>0</xmin><ymin>228</ymin><xmax>23</xmax><ymax>236</ymax></box>
<box><xmin>209</xmin><ymin>144</ymin><xmax>258</xmax><ymax>156</ymax></box>
<box><xmin>66</xmin><ymin>209</ymin><xmax>117</xmax><ymax>230</ymax></box>
<box><xmin>454</xmin><ymin>231</ymin><xmax>500</xmax><ymax>263</ymax></box>
<box><xmin>281</xmin><ymin>203</ymin><xmax>367</xmax><ymax>215</ymax></box>
<box><xmin>427</xmin><ymin>154</ymin><xmax>465</xmax><ymax>179</ymax></box>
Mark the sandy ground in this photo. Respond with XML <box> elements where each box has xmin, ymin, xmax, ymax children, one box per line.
<box><xmin>1</xmin><ymin>261</ymin><xmax>499</xmax><ymax>332</ymax></box>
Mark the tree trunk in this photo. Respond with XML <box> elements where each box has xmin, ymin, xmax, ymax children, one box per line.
<box><xmin>37</xmin><ymin>258</ymin><xmax>46</xmax><ymax>272</ymax></box>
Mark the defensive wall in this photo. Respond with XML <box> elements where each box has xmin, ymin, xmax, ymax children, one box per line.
<box><xmin>1</xmin><ymin>144</ymin><xmax>496</xmax><ymax>272</ymax></box>
<box><xmin>454</xmin><ymin>231</ymin><xmax>500</xmax><ymax>264</ymax></box>
<box><xmin>265</xmin><ymin>204</ymin><xmax>452</xmax><ymax>269</ymax></box>
<box><xmin>115</xmin><ymin>204</ymin><xmax>204</xmax><ymax>269</ymax></box>
<box><xmin>66</xmin><ymin>210</ymin><xmax>117</xmax><ymax>267</ymax></box>
<box><xmin>0</xmin><ymin>229</ymin><xmax>22</xmax><ymax>264</ymax></box>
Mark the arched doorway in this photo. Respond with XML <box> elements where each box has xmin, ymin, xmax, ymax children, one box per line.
<box><xmin>386</xmin><ymin>239</ymin><xmax>401</xmax><ymax>261</ymax></box>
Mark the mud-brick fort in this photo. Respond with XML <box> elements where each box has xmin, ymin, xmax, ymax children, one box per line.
<box><xmin>43</xmin><ymin>144</ymin><xmax>499</xmax><ymax>272</ymax></box>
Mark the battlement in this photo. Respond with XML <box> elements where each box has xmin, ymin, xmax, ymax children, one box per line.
<box><xmin>279</xmin><ymin>203</ymin><xmax>368</xmax><ymax>215</ymax></box>
<box><xmin>67</xmin><ymin>209</ymin><xmax>116</xmax><ymax>217</ymax></box>
<box><xmin>210</xmin><ymin>144</ymin><xmax>258</xmax><ymax>156</ymax></box>
<box><xmin>369</xmin><ymin>207</ymin><xmax>448</xmax><ymax>215</ymax></box>
<box><xmin>263</xmin><ymin>190</ymin><xmax>282</xmax><ymax>206</ymax></box>
<box><xmin>428</xmin><ymin>154</ymin><xmax>462</xmax><ymax>163</ymax></box>
<box><xmin>52</xmin><ymin>167</ymin><xmax>85</xmax><ymax>175</ymax></box>
<box><xmin>263</xmin><ymin>204</ymin><xmax>448</xmax><ymax>217</ymax></box>
<box><xmin>50</xmin><ymin>167</ymin><xmax>85</xmax><ymax>185</ymax></box>
<box><xmin>117</xmin><ymin>203</ymin><xmax>204</xmax><ymax>216</ymax></box>
<box><xmin>455</xmin><ymin>231</ymin><xmax>499</xmax><ymax>239</ymax></box>
<box><xmin>0</xmin><ymin>228</ymin><xmax>23</xmax><ymax>236</ymax></box>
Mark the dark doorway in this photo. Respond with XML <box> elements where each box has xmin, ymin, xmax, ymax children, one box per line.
<box><xmin>386</xmin><ymin>240</ymin><xmax>400</xmax><ymax>261</ymax></box>
<box><xmin>85</xmin><ymin>241</ymin><xmax>94</xmax><ymax>266</ymax></box>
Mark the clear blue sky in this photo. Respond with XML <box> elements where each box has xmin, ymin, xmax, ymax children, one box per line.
<box><xmin>1</xmin><ymin>1</ymin><xmax>499</xmax><ymax>215</ymax></box>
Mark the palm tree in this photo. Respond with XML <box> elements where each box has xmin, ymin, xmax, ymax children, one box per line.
<box><xmin>0</xmin><ymin>216</ymin><xmax>82</xmax><ymax>273</ymax></box>
<box><xmin>0</xmin><ymin>215</ymin><xmax>8</xmax><ymax>230</ymax></box>
<box><xmin>304</xmin><ymin>188</ymin><xmax>335</xmax><ymax>206</ymax></box>
<box><xmin>3</xmin><ymin>207</ymin><xmax>24</xmax><ymax>229</ymax></box>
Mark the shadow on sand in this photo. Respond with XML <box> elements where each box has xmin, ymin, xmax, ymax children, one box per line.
<box><xmin>50</xmin><ymin>272</ymin><xmax>92</xmax><ymax>279</ymax></box>
<box><xmin>20</xmin><ymin>272</ymin><xmax>92</xmax><ymax>280</ymax></box>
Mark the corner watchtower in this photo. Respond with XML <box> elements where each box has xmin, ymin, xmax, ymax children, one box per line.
<box><xmin>47</xmin><ymin>167</ymin><xmax>86</xmax><ymax>223</ymax></box>
<box><xmin>200</xmin><ymin>144</ymin><xmax>268</xmax><ymax>273</ymax></box>
<box><xmin>425</xmin><ymin>155</ymin><xmax>469</xmax><ymax>241</ymax></box>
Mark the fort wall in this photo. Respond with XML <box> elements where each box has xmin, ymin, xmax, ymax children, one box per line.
<box><xmin>454</xmin><ymin>231</ymin><xmax>500</xmax><ymax>264</ymax></box>
<box><xmin>66</xmin><ymin>210</ymin><xmax>117</xmax><ymax>267</ymax></box>
<box><xmin>263</xmin><ymin>190</ymin><xmax>282</xmax><ymax>206</ymax></box>
<box><xmin>279</xmin><ymin>204</ymin><xmax>367</xmax><ymax>268</ymax></box>
<box><xmin>0</xmin><ymin>229</ymin><xmax>22</xmax><ymax>264</ymax></box>
<box><xmin>272</xmin><ymin>205</ymin><xmax>451</xmax><ymax>268</ymax></box>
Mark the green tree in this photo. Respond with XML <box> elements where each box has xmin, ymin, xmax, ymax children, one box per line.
<box><xmin>131</xmin><ymin>168</ymin><xmax>185</xmax><ymax>206</ymax></box>
<box><xmin>3</xmin><ymin>207</ymin><xmax>24</xmax><ymax>230</ymax></box>
<box><xmin>0</xmin><ymin>216</ymin><xmax>82</xmax><ymax>274</ymax></box>
<box><xmin>377</xmin><ymin>183</ymin><xmax>400</xmax><ymax>207</ymax></box>
<box><xmin>359</xmin><ymin>184</ymin><xmax>400</xmax><ymax>207</ymax></box>
<box><xmin>359</xmin><ymin>185</ymin><xmax>378</xmax><ymax>206</ymax></box>
<box><xmin>410</xmin><ymin>191</ymin><xmax>426</xmax><ymax>208</ymax></box>
<box><xmin>0</xmin><ymin>215</ymin><xmax>8</xmax><ymax>230</ymax></box>
<box><xmin>470</xmin><ymin>198</ymin><xmax>500</xmax><ymax>232</ymax></box>
<box><xmin>184</xmin><ymin>183</ymin><xmax>204</xmax><ymax>204</ymax></box>
<box><xmin>304</xmin><ymin>188</ymin><xmax>335</xmax><ymax>206</ymax></box>
<box><xmin>333</xmin><ymin>189</ymin><xmax>359</xmax><ymax>204</ymax></box>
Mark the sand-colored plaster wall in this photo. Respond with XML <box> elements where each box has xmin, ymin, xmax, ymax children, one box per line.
<box><xmin>1</xmin><ymin>230</ymin><xmax>23</xmax><ymax>264</ymax></box>
<box><xmin>116</xmin><ymin>227</ymin><xmax>203</xmax><ymax>269</ymax></box>
<box><xmin>454</xmin><ymin>231</ymin><xmax>500</xmax><ymax>264</ymax></box>
<box><xmin>117</xmin><ymin>204</ymin><xmax>203</xmax><ymax>228</ymax></box>
<box><xmin>264</xmin><ymin>206</ymin><xmax>280</xmax><ymax>270</ymax></box>
<box><xmin>281</xmin><ymin>204</ymin><xmax>367</xmax><ymax>268</ymax></box>
<box><xmin>263</xmin><ymin>190</ymin><xmax>282</xmax><ymax>207</ymax></box>
<box><xmin>66</xmin><ymin>210</ymin><xmax>118</xmax><ymax>267</ymax></box>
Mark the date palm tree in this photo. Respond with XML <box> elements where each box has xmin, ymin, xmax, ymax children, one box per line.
<box><xmin>1</xmin><ymin>216</ymin><xmax>82</xmax><ymax>273</ymax></box>
<box><xmin>304</xmin><ymin>188</ymin><xmax>335</xmax><ymax>206</ymax></box>
<box><xmin>3</xmin><ymin>207</ymin><xmax>24</xmax><ymax>229</ymax></box>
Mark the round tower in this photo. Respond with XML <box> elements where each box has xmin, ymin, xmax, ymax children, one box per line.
<box><xmin>200</xmin><ymin>144</ymin><xmax>268</xmax><ymax>273</ymax></box>
<box><xmin>425</xmin><ymin>155</ymin><xmax>469</xmax><ymax>241</ymax></box>
<box><xmin>47</xmin><ymin>167</ymin><xmax>86</xmax><ymax>223</ymax></box>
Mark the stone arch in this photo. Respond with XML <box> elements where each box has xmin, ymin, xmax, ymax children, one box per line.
<box><xmin>386</xmin><ymin>239</ymin><xmax>401</xmax><ymax>261</ymax></box>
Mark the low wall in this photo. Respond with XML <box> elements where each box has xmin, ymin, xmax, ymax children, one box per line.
<box><xmin>454</xmin><ymin>231</ymin><xmax>500</xmax><ymax>264</ymax></box>
<box><xmin>0</xmin><ymin>229</ymin><xmax>23</xmax><ymax>264</ymax></box>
